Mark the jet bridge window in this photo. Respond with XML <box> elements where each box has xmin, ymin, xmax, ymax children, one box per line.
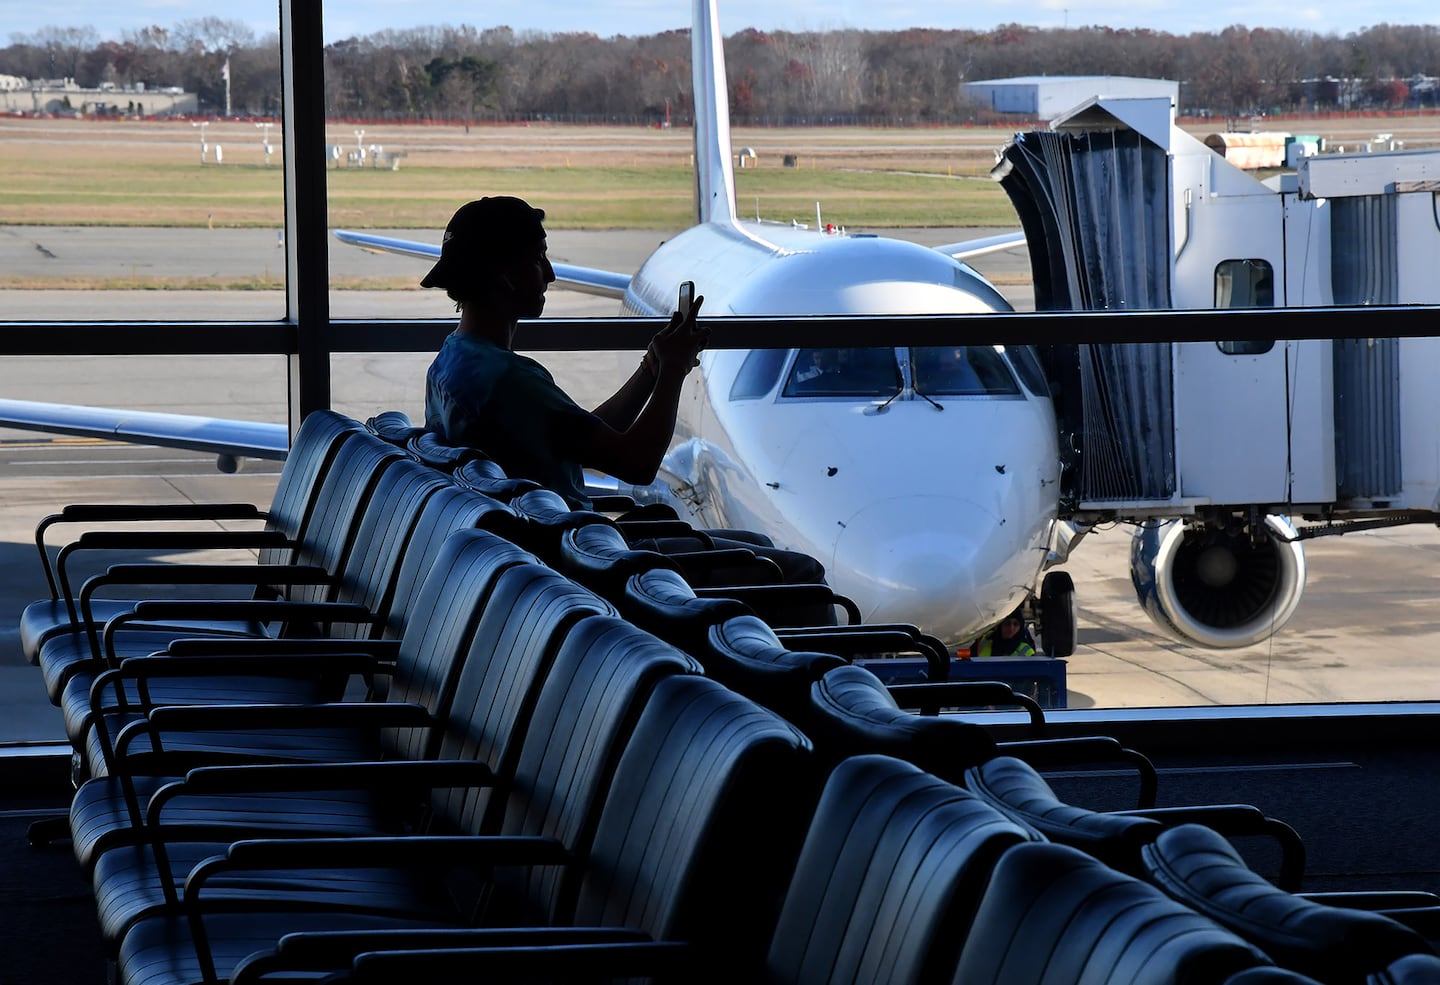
<box><xmin>1214</xmin><ymin>259</ymin><xmax>1277</xmax><ymax>355</ymax></box>
<box><xmin>1215</xmin><ymin>258</ymin><xmax>1275</xmax><ymax>309</ymax></box>
<box><xmin>910</xmin><ymin>345</ymin><xmax>1021</xmax><ymax>396</ymax></box>
<box><xmin>783</xmin><ymin>347</ymin><xmax>902</xmax><ymax>398</ymax></box>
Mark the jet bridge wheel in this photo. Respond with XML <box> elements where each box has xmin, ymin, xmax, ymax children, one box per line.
<box><xmin>1038</xmin><ymin>570</ymin><xmax>1076</xmax><ymax>658</ymax></box>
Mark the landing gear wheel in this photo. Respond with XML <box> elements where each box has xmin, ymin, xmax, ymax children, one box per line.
<box><xmin>1039</xmin><ymin>570</ymin><xmax>1077</xmax><ymax>657</ymax></box>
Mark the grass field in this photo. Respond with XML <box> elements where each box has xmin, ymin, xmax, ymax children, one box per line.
<box><xmin>5</xmin><ymin>113</ymin><xmax>1435</xmax><ymax>230</ymax></box>
<box><xmin>0</xmin><ymin>117</ymin><xmax>1017</xmax><ymax>229</ymax></box>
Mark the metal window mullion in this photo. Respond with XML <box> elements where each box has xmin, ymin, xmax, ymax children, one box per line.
<box><xmin>281</xmin><ymin>0</ymin><xmax>331</xmax><ymax>439</ymax></box>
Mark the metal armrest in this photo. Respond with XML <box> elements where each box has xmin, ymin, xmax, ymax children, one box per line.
<box><xmin>694</xmin><ymin>583</ymin><xmax>863</xmax><ymax>626</ymax></box>
<box><xmin>101</xmin><ymin>601</ymin><xmax>375</xmax><ymax>662</ymax></box>
<box><xmin>164</xmin><ymin>637</ymin><xmax>401</xmax><ymax>660</ymax></box>
<box><xmin>997</xmin><ymin>736</ymin><xmax>1158</xmax><ymax>808</ymax></box>
<box><xmin>35</xmin><ymin>502</ymin><xmax>265</xmax><ymax>599</ymax></box>
<box><xmin>77</xmin><ymin>563</ymin><xmax>330</xmax><ymax>659</ymax></box>
<box><xmin>890</xmin><ymin>681</ymin><xmax>1043</xmax><ymax>730</ymax></box>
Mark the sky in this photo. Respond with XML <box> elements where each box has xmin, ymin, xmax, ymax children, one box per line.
<box><xmin>2</xmin><ymin>0</ymin><xmax>1437</xmax><ymax>45</ymax></box>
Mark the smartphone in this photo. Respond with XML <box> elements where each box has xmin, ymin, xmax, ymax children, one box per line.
<box><xmin>677</xmin><ymin>280</ymin><xmax>696</xmax><ymax>319</ymax></box>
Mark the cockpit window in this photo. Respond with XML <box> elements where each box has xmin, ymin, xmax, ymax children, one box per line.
<box><xmin>910</xmin><ymin>345</ymin><xmax>1020</xmax><ymax>396</ymax></box>
<box><xmin>783</xmin><ymin>347</ymin><xmax>902</xmax><ymax>398</ymax></box>
<box><xmin>1004</xmin><ymin>345</ymin><xmax>1052</xmax><ymax>397</ymax></box>
<box><xmin>729</xmin><ymin>348</ymin><xmax>789</xmax><ymax>400</ymax></box>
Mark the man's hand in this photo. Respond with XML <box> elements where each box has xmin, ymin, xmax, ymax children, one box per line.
<box><xmin>646</xmin><ymin>295</ymin><xmax>708</xmax><ymax>376</ymax></box>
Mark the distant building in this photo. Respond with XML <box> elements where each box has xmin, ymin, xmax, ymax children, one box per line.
<box><xmin>0</xmin><ymin>77</ymin><xmax>196</xmax><ymax>117</ymax></box>
<box><xmin>964</xmin><ymin>76</ymin><xmax>1179</xmax><ymax>121</ymax></box>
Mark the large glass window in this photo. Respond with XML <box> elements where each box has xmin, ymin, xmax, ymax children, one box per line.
<box><xmin>0</xmin><ymin>0</ymin><xmax>1438</xmax><ymax>739</ymax></box>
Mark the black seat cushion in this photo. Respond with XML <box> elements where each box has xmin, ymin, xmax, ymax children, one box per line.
<box><xmin>1142</xmin><ymin>823</ymin><xmax>1431</xmax><ymax>984</ymax></box>
<box><xmin>954</xmin><ymin>840</ymin><xmax>1269</xmax><ymax>984</ymax></box>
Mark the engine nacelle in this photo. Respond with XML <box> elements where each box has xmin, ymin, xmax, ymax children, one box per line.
<box><xmin>1130</xmin><ymin>515</ymin><xmax>1307</xmax><ymax>648</ymax></box>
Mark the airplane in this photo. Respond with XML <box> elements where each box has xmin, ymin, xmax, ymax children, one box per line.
<box><xmin>332</xmin><ymin>0</ymin><xmax>1072</xmax><ymax>656</ymax></box>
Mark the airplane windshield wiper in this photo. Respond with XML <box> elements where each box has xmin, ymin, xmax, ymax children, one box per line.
<box><xmin>910</xmin><ymin>385</ymin><xmax>944</xmax><ymax>412</ymax></box>
<box><xmin>875</xmin><ymin>383</ymin><xmax>906</xmax><ymax>412</ymax></box>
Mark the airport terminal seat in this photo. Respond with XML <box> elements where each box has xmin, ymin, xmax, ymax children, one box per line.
<box><xmin>35</xmin><ymin>426</ymin><xmax>407</xmax><ymax>708</ymax></box>
<box><xmin>1141</xmin><ymin>822</ymin><xmax>1435</xmax><ymax>984</ymax></box>
<box><xmin>110</xmin><ymin>673</ymin><xmax>812</xmax><ymax>985</ymax></box>
<box><xmin>66</xmin><ymin>528</ymin><xmax>543</xmax><ymax>872</ymax></box>
<box><xmin>1227</xmin><ymin>970</ymin><xmax>1328</xmax><ymax>985</ymax></box>
<box><xmin>451</xmin><ymin>453</ymin><xmax>544</xmax><ymax>501</ymax></box>
<box><xmin>951</xmin><ymin>840</ymin><xmax>1272</xmax><ymax>984</ymax></box>
<box><xmin>689</xmin><ymin>612</ymin><xmax>850</xmax><ymax>725</ymax></box>
<box><xmin>618</xmin><ymin>561</ymin><xmax>872</xmax><ymax>656</ymax></box>
<box><xmin>249</xmin><ymin>754</ymin><xmax>1038</xmax><ymax>985</ymax></box>
<box><xmin>506</xmin><ymin>486</ymin><xmax>719</xmax><ymax>559</ymax></box>
<box><xmin>405</xmin><ymin>429</ymin><xmax>488</xmax><ymax>473</ymax></box>
<box><xmin>18</xmin><ymin>413</ymin><xmax>1440</xmax><ymax>985</ymax></box>
<box><xmin>363</xmin><ymin>410</ymin><xmax>425</xmax><ymax>446</ymax></box>
<box><xmin>554</xmin><ymin>520</ymin><xmax>782</xmax><ymax>602</ymax></box>
<box><xmin>619</xmin><ymin>565</ymin><xmax>992</xmax><ymax>709</ymax></box>
<box><xmin>20</xmin><ymin>409</ymin><xmax>365</xmax><ymax>664</ymax></box>
<box><xmin>60</xmin><ymin>454</ymin><xmax>452</xmax><ymax>769</ymax></box>
<box><xmin>964</xmin><ymin>753</ymin><xmax>1308</xmax><ymax>890</ymax></box>
<box><xmin>805</xmin><ymin>663</ymin><xmax>1158</xmax><ymax>804</ymax></box>
<box><xmin>1367</xmin><ymin>954</ymin><xmax>1440</xmax><ymax>985</ymax></box>
<box><xmin>86</xmin><ymin>604</ymin><xmax>682</xmax><ymax>951</ymax></box>
<box><xmin>87</xmin><ymin>542</ymin><xmax>577</xmax><ymax>785</ymax></box>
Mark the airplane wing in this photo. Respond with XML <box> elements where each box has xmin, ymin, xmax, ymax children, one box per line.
<box><xmin>933</xmin><ymin>230</ymin><xmax>1027</xmax><ymax>262</ymax></box>
<box><xmin>0</xmin><ymin>230</ymin><xmax>631</xmax><ymax>471</ymax></box>
<box><xmin>0</xmin><ymin>398</ymin><xmax>288</xmax><ymax>468</ymax></box>
<box><xmin>332</xmin><ymin>230</ymin><xmax>631</xmax><ymax>299</ymax></box>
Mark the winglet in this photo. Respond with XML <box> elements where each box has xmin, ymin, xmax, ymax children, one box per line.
<box><xmin>692</xmin><ymin>0</ymin><xmax>737</xmax><ymax>226</ymax></box>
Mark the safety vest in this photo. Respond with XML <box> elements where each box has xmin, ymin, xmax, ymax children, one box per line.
<box><xmin>975</xmin><ymin>634</ymin><xmax>1036</xmax><ymax>658</ymax></box>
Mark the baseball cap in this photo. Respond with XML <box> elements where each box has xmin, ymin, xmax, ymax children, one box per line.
<box><xmin>420</xmin><ymin>196</ymin><xmax>547</xmax><ymax>290</ymax></box>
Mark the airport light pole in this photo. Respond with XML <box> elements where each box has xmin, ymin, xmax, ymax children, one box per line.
<box><xmin>257</xmin><ymin>121</ymin><xmax>274</xmax><ymax>166</ymax></box>
<box><xmin>353</xmin><ymin>128</ymin><xmax>365</xmax><ymax>166</ymax></box>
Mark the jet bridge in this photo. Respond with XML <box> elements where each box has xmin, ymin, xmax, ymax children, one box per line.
<box><xmin>995</xmin><ymin>96</ymin><xmax>1440</xmax><ymax>647</ymax></box>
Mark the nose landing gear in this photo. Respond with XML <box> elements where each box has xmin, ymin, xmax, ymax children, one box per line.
<box><xmin>1037</xmin><ymin>569</ymin><xmax>1076</xmax><ymax>657</ymax></box>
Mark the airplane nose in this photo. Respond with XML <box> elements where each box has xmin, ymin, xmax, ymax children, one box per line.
<box><xmin>830</xmin><ymin>496</ymin><xmax>1012</xmax><ymax>645</ymax></box>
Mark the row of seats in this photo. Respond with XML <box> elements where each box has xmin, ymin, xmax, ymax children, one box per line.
<box><xmin>21</xmin><ymin>410</ymin><xmax>1440</xmax><ymax>984</ymax></box>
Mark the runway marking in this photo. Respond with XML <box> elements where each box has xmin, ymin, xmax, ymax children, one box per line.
<box><xmin>0</xmin><ymin>437</ymin><xmax>108</xmax><ymax>447</ymax></box>
<box><xmin>10</xmin><ymin>457</ymin><xmax>223</xmax><ymax>466</ymax></box>
<box><xmin>0</xmin><ymin>470</ymin><xmax>281</xmax><ymax>480</ymax></box>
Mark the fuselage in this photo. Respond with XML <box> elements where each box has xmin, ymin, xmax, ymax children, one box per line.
<box><xmin>619</xmin><ymin>220</ymin><xmax>1060</xmax><ymax>645</ymax></box>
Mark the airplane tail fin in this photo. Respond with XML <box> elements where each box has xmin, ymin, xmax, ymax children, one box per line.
<box><xmin>691</xmin><ymin>0</ymin><xmax>737</xmax><ymax>226</ymax></box>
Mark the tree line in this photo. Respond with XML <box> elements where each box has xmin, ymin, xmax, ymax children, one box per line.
<box><xmin>4</xmin><ymin>17</ymin><xmax>1439</xmax><ymax>124</ymax></box>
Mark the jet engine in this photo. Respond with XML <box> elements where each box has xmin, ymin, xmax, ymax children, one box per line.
<box><xmin>1130</xmin><ymin>515</ymin><xmax>1307</xmax><ymax>648</ymax></box>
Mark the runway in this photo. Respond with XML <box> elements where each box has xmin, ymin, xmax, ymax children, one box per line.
<box><xmin>0</xmin><ymin>226</ymin><xmax>1436</xmax><ymax>744</ymax></box>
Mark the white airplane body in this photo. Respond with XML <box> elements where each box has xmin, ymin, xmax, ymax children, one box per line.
<box><xmin>343</xmin><ymin>218</ymin><xmax>1060</xmax><ymax>647</ymax></box>
<box><xmin>667</xmin><ymin>344</ymin><xmax>1059</xmax><ymax>643</ymax></box>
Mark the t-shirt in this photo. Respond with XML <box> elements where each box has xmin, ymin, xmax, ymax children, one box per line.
<box><xmin>425</xmin><ymin>331</ymin><xmax>595</xmax><ymax>508</ymax></box>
